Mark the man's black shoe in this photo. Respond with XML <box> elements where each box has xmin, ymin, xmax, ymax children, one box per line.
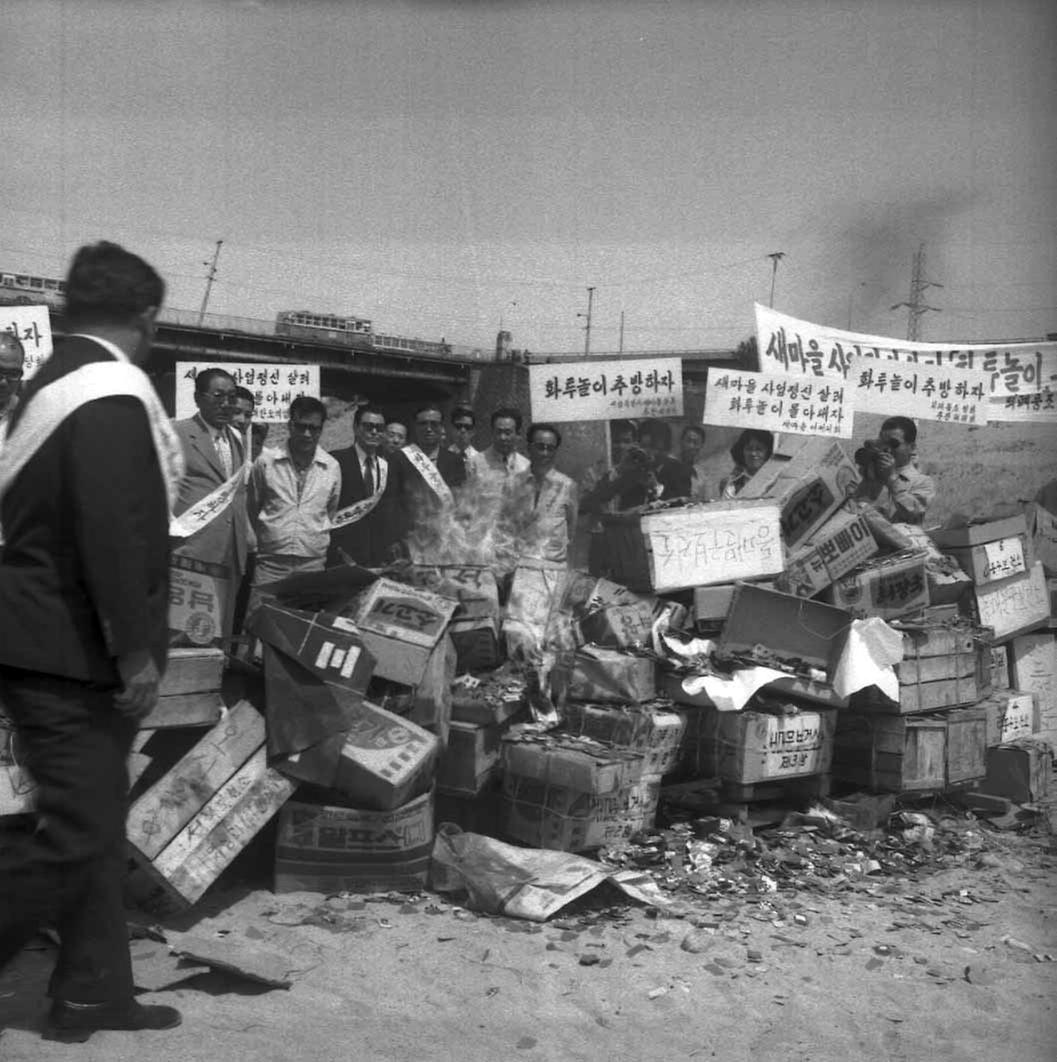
<box><xmin>44</xmin><ymin>999</ymin><xmax>182</xmax><ymax>1043</ymax></box>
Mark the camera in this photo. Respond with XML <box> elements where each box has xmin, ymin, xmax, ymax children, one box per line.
<box><xmin>854</xmin><ymin>437</ymin><xmax>896</xmax><ymax>471</ymax></box>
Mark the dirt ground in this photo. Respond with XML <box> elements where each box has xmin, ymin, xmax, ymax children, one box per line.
<box><xmin>2</xmin><ymin>802</ymin><xmax>1055</xmax><ymax>1062</ymax></box>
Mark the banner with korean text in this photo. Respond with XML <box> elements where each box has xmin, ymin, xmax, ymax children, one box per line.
<box><xmin>528</xmin><ymin>358</ymin><xmax>683</xmax><ymax>423</ymax></box>
<box><xmin>3</xmin><ymin>306</ymin><xmax>53</xmax><ymax>380</ymax></box>
<box><xmin>176</xmin><ymin>361</ymin><xmax>321</xmax><ymax>423</ymax></box>
<box><xmin>704</xmin><ymin>368</ymin><xmax>853</xmax><ymax>438</ymax></box>
<box><xmin>754</xmin><ymin>304</ymin><xmax>1057</xmax><ymax>422</ymax></box>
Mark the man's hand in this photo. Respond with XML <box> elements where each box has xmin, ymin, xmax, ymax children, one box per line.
<box><xmin>114</xmin><ymin>649</ymin><xmax>160</xmax><ymax>720</ymax></box>
<box><xmin>876</xmin><ymin>452</ymin><xmax>897</xmax><ymax>480</ymax></box>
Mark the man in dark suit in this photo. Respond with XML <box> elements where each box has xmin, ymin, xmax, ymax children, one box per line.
<box><xmin>171</xmin><ymin>367</ymin><xmax>250</xmax><ymax>642</ymax></box>
<box><xmin>0</xmin><ymin>241</ymin><xmax>181</xmax><ymax>1041</ymax></box>
<box><xmin>390</xmin><ymin>403</ymin><xmax>467</xmax><ymax>556</ymax></box>
<box><xmin>328</xmin><ymin>404</ymin><xmax>401</xmax><ymax>567</ymax></box>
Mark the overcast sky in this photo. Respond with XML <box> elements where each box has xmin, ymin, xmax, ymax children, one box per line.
<box><xmin>5</xmin><ymin>0</ymin><xmax>1056</xmax><ymax>352</ymax></box>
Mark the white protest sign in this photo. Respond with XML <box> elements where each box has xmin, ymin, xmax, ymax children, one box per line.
<box><xmin>176</xmin><ymin>361</ymin><xmax>321</xmax><ymax>423</ymax></box>
<box><xmin>755</xmin><ymin>304</ymin><xmax>1057</xmax><ymax>418</ymax></box>
<box><xmin>987</xmin><ymin>390</ymin><xmax>1057</xmax><ymax>422</ymax></box>
<box><xmin>3</xmin><ymin>305</ymin><xmax>53</xmax><ymax>380</ymax></box>
<box><xmin>848</xmin><ymin>355</ymin><xmax>992</xmax><ymax>424</ymax></box>
<box><xmin>528</xmin><ymin>358</ymin><xmax>683</xmax><ymax>423</ymax></box>
<box><xmin>704</xmin><ymin>367</ymin><xmax>853</xmax><ymax>438</ymax></box>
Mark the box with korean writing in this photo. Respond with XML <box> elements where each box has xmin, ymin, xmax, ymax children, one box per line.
<box><xmin>827</xmin><ymin>550</ymin><xmax>930</xmax><ymax>621</ymax></box>
<box><xmin>974</xmin><ymin>562</ymin><xmax>1050</xmax><ymax>644</ymax></box>
<box><xmin>775</xmin><ymin>509</ymin><xmax>878</xmax><ymax>598</ymax></box>
<box><xmin>561</xmin><ymin>700</ymin><xmax>686</xmax><ymax>778</ymax></box>
<box><xmin>601</xmin><ymin>500</ymin><xmax>785</xmax><ymax>593</ymax></box>
<box><xmin>928</xmin><ymin>514</ymin><xmax>1032</xmax><ymax>587</ymax></box>
<box><xmin>980</xmin><ymin>690</ymin><xmax>1039</xmax><ymax>748</ymax></box>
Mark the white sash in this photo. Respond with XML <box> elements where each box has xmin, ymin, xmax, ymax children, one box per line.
<box><xmin>169</xmin><ymin>432</ymin><xmax>250</xmax><ymax>539</ymax></box>
<box><xmin>403</xmin><ymin>444</ymin><xmax>454</xmax><ymax>505</ymax></box>
<box><xmin>331</xmin><ymin>455</ymin><xmax>388</xmax><ymax>529</ymax></box>
<box><xmin>0</xmin><ymin>358</ymin><xmax>185</xmax><ymax>519</ymax></box>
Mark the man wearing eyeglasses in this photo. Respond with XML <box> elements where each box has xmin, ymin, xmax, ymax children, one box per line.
<box><xmin>329</xmin><ymin>404</ymin><xmax>399</xmax><ymax>567</ymax></box>
<box><xmin>497</xmin><ymin>423</ymin><xmax>577</xmax><ymax>570</ymax></box>
<box><xmin>447</xmin><ymin>404</ymin><xmax>480</xmax><ymax>476</ymax></box>
<box><xmin>0</xmin><ymin>332</ymin><xmax>26</xmax><ymax>444</ymax></box>
<box><xmin>247</xmin><ymin>396</ymin><xmax>340</xmax><ymax>616</ymax></box>
<box><xmin>171</xmin><ymin>367</ymin><xmax>250</xmax><ymax>640</ymax></box>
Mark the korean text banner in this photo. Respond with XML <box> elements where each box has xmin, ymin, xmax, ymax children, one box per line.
<box><xmin>528</xmin><ymin>358</ymin><xmax>683</xmax><ymax>423</ymax></box>
<box><xmin>176</xmin><ymin>362</ymin><xmax>321</xmax><ymax>423</ymax></box>
<box><xmin>3</xmin><ymin>306</ymin><xmax>54</xmax><ymax>380</ymax></box>
<box><xmin>849</xmin><ymin>355</ymin><xmax>992</xmax><ymax>424</ymax></box>
<box><xmin>755</xmin><ymin>304</ymin><xmax>1057</xmax><ymax>419</ymax></box>
<box><xmin>704</xmin><ymin>368</ymin><xmax>853</xmax><ymax>438</ymax></box>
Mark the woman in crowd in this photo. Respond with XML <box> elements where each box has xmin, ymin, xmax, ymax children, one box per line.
<box><xmin>718</xmin><ymin>428</ymin><xmax>774</xmax><ymax>498</ymax></box>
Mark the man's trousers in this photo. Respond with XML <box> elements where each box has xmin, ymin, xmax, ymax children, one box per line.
<box><xmin>0</xmin><ymin>667</ymin><xmax>137</xmax><ymax>1004</ymax></box>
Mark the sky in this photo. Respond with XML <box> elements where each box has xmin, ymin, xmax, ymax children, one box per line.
<box><xmin>5</xmin><ymin>0</ymin><xmax>1056</xmax><ymax>354</ymax></box>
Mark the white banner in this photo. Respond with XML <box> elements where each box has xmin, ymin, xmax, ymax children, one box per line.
<box><xmin>703</xmin><ymin>367</ymin><xmax>853</xmax><ymax>438</ymax></box>
<box><xmin>3</xmin><ymin>305</ymin><xmax>53</xmax><ymax>380</ymax></box>
<box><xmin>848</xmin><ymin>355</ymin><xmax>992</xmax><ymax>424</ymax></box>
<box><xmin>754</xmin><ymin>304</ymin><xmax>1057</xmax><ymax>418</ymax></box>
<box><xmin>528</xmin><ymin>358</ymin><xmax>683</xmax><ymax>423</ymax></box>
<box><xmin>176</xmin><ymin>361</ymin><xmax>321</xmax><ymax>423</ymax></box>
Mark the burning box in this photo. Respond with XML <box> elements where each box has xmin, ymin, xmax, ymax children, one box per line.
<box><xmin>504</xmin><ymin>561</ymin><xmax>574</xmax><ymax>657</ymax></box>
<box><xmin>274</xmin><ymin>791</ymin><xmax>434</xmax><ymax>894</ymax></box>
<box><xmin>561</xmin><ymin>701</ymin><xmax>686</xmax><ymax>777</ymax></box>
<box><xmin>350</xmin><ymin>578</ymin><xmax>458</xmax><ymax>686</ymax></box>
<box><xmin>601</xmin><ymin>501</ymin><xmax>785</xmax><ymax>593</ymax></box>
<box><xmin>740</xmin><ymin>439</ymin><xmax>860</xmax><ymax>548</ymax></box>
<box><xmin>776</xmin><ymin>509</ymin><xmax>878</xmax><ymax>598</ymax></box>
<box><xmin>828</xmin><ymin>550</ymin><xmax>930</xmax><ymax>621</ymax></box>
<box><xmin>566</xmin><ymin>646</ymin><xmax>656</xmax><ymax>704</ymax></box>
<box><xmin>436</xmin><ymin>720</ymin><xmax>502</xmax><ymax>796</ymax></box>
<box><xmin>981</xmin><ymin>690</ymin><xmax>1039</xmax><ymax>747</ymax></box>
<box><xmin>448</xmin><ymin>616</ymin><xmax>501</xmax><ymax>673</ymax></box>
<box><xmin>974</xmin><ymin>562</ymin><xmax>1050</xmax><ymax>644</ymax></box>
<box><xmin>407</xmin><ymin>564</ymin><xmax>500</xmax><ymax>620</ymax></box>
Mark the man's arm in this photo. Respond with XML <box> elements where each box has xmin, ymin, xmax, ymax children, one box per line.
<box><xmin>888</xmin><ymin>468</ymin><xmax>935</xmax><ymax>524</ymax></box>
<box><xmin>565</xmin><ymin>481</ymin><xmax>579</xmax><ymax>543</ymax></box>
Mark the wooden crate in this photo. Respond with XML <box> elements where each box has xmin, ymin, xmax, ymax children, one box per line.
<box><xmin>436</xmin><ymin>719</ymin><xmax>501</xmax><ymax>797</ymax></box>
<box><xmin>138</xmin><ymin>691</ymin><xmax>225</xmax><ymax>730</ymax></box>
<box><xmin>158</xmin><ymin>647</ymin><xmax>225</xmax><ymax>697</ymax></box>
<box><xmin>943</xmin><ymin>705</ymin><xmax>988</xmax><ymax>785</ymax></box>
<box><xmin>832</xmin><ymin>712</ymin><xmax>947</xmax><ymax>793</ymax></box>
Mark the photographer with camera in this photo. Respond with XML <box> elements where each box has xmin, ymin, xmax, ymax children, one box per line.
<box><xmin>853</xmin><ymin>415</ymin><xmax>935</xmax><ymax>525</ymax></box>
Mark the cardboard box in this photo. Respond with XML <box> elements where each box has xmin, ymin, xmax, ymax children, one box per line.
<box><xmin>833</xmin><ymin>712</ymin><xmax>947</xmax><ymax>793</ymax></box>
<box><xmin>351</xmin><ymin>579</ymin><xmax>458</xmax><ymax>687</ymax></box>
<box><xmin>983</xmin><ymin>740</ymin><xmax>1052</xmax><ymax>803</ymax></box>
<box><xmin>990</xmin><ymin>644</ymin><xmax>1011</xmax><ymax>688</ymax></box>
<box><xmin>0</xmin><ymin>764</ymin><xmax>35</xmax><ymax>817</ymax></box>
<box><xmin>437</xmin><ymin>720</ymin><xmax>502</xmax><ymax>796</ymax></box>
<box><xmin>501</xmin><ymin>771</ymin><xmax>659</xmax><ymax>852</ymax></box>
<box><xmin>500</xmin><ymin>733</ymin><xmax>645</xmax><ymax>795</ymax></box>
<box><xmin>718</xmin><ymin>582</ymin><xmax>853</xmax><ymax>681</ymax></box>
<box><xmin>451</xmin><ymin>674</ymin><xmax>527</xmax><ymax>727</ymax></box>
<box><xmin>975</xmin><ymin>562</ymin><xmax>1050</xmax><ymax>643</ymax></box>
<box><xmin>928</xmin><ymin>514</ymin><xmax>1028</xmax><ymax>551</ymax></box>
<box><xmin>406</xmin><ymin>564</ymin><xmax>500</xmax><ymax>621</ymax></box>
<box><xmin>561</xmin><ymin>701</ymin><xmax>687</xmax><ymax>777</ymax></box>
<box><xmin>740</xmin><ymin>439</ymin><xmax>860</xmax><ymax>548</ymax></box>
<box><xmin>775</xmin><ymin>510</ymin><xmax>878</xmax><ymax>598</ymax></box>
<box><xmin>274</xmin><ymin>791</ymin><xmax>434</xmax><ymax>894</ymax></box>
<box><xmin>449</xmin><ymin>616</ymin><xmax>501</xmax><ymax>673</ymax></box>
<box><xmin>139</xmin><ymin>691</ymin><xmax>225</xmax><ymax>730</ymax></box>
<box><xmin>1008</xmin><ymin>631</ymin><xmax>1057</xmax><ymax>749</ymax></box>
<box><xmin>947</xmin><ymin>535</ymin><xmax>1031</xmax><ymax>586</ymax></box>
<box><xmin>981</xmin><ymin>690</ymin><xmax>1039</xmax><ymax>747</ymax></box>
<box><xmin>1025</xmin><ymin>503</ymin><xmax>1057</xmax><ymax>577</ymax></box>
<box><xmin>602</xmin><ymin>501</ymin><xmax>785</xmax><ymax>593</ymax></box>
<box><xmin>828</xmin><ymin>550</ymin><xmax>930</xmax><ymax>621</ymax></box>
<box><xmin>159</xmin><ymin>647</ymin><xmax>226</xmax><ymax>696</ymax></box>
<box><xmin>693</xmin><ymin>584</ymin><xmax>738</xmax><ymax>627</ymax></box>
<box><xmin>168</xmin><ymin>557</ymin><xmax>229</xmax><ymax>648</ymax></box>
<box><xmin>503</xmin><ymin>561</ymin><xmax>574</xmax><ymax>657</ymax></box>
<box><xmin>944</xmin><ymin>705</ymin><xmax>988</xmax><ymax>785</ymax></box>
<box><xmin>566</xmin><ymin>647</ymin><xmax>656</xmax><ymax>704</ymax></box>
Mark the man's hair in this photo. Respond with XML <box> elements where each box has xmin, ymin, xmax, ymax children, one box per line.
<box><xmin>0</xmin><ymin>332</ymin><xmax>26</xmax><ymax>361</ymax></box>
<box><xmin>289</xmin><ymin>395</ymin><xmax>326</xmax><ymax>422</ymax></box>
<box><xmin>881</xmin><ymin>415</ymin><xmax>918</xmax><ymax>445</ymax></box>
<box><xmin>64</xmin><ymin>241</ymin><xmax>165</xmax><ymax>326</ymax></box>
<box><xmin>491</xmin><ymin>406</ymin><xmax>522</xmax><ymax>431</ymax></box>
<box><xmin>527</xmin><ymin>422</ymin><xmax>562</xmax><ymax>448</ymax></box>
<box><xmin>195</xmin><ymin>367</ymin><xmax>236</xmax><ymax>394</ymax></box>
<box><xmin>355</xmin><ymin>403</ymin><xmax>387</xmax><ymax>426</ymax></box>
<box><xmin>233</xmin><ymin>385</ymin><xmax>255</xmax><ymax>406</ymax></box>
<box><xmin>251</xmin><ymin>423</ymin><xmax>270</xmax><ymax>440</ymax></box>
<box><xmin>639</xmin><ymin>418</ymin><xmax>672</xmax><ymax>452</ymax></box>
<box><xmin>730</xmin><ymin>428</ymin><xmax>774</xmax><ymax>467</ymax></box>
<box><xmin>386</xmin><ymin>418</ymin><xmax>408</xmax><ymax>432</ymax></box>
<box><xmin>451</xmin><ymin>404</ymin><xmax>475</xmax><ymax>426</ymax></box>
<box><xmin>415</xmin><ymin>403</ymin><xmax>443</xmax><ymax>420</ymax></box>
<box><xmin>610</xmin><ymin>419</ymin><xmax>637</xmax><ymax>440</ymax></box>
<box><xmin>682</xmin><ymin>425</ymin><xmax>706</xmax><ymax>444</ymax></box>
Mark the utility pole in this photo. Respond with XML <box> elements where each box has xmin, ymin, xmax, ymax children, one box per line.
<box><xmin>891</xmin><ymin>243</ymin><xmax>942</xmax><ymax>341</ymax></box>
<box><xmin>767</xmin><ymin>252</ymin><xmax>786</xmax><ymax>308</ymax></box>
<box><xmin>197</xmin><ymin>239</ymin><xmax>223</xmax><ymax>326</ymax></box>
<box><xmin>618</xmin><ymin>310</ymin><xmax>625</xmax><ymax>354</ymax></box>
<box><xmin>577</xmin><ymin>286</ymin><xmax>595</xmax><ymax>355</ymax></box>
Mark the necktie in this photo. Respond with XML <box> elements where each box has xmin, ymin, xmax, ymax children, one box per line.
<box><xmin>364</xmin><ymin>457</ymin><xmax>374</xmax><ymax>495</ymax></box>
<box><xmin>215</xmin><ymin>430</ymin><xmax>232</xmax><ymax>478</ymax></box>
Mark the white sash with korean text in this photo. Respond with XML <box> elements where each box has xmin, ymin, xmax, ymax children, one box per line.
<box><xmin>169</xmin><ymin>435</ymin><xmax>250</xmax><ymax>540</ymax></box>
<box><xmin>331</xmin><ymin>456</ymin><xmax>389</xmax><ymax>529</ymax></box>
<box><xmin>0</xmin><ymin>357</ymin><xmax>185</xmax><ymax>525</ymax></box>
<box><xmin>403</xmin><ymin>444</ymin><xmax>454</xmax><ymax>505</ymax></box>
